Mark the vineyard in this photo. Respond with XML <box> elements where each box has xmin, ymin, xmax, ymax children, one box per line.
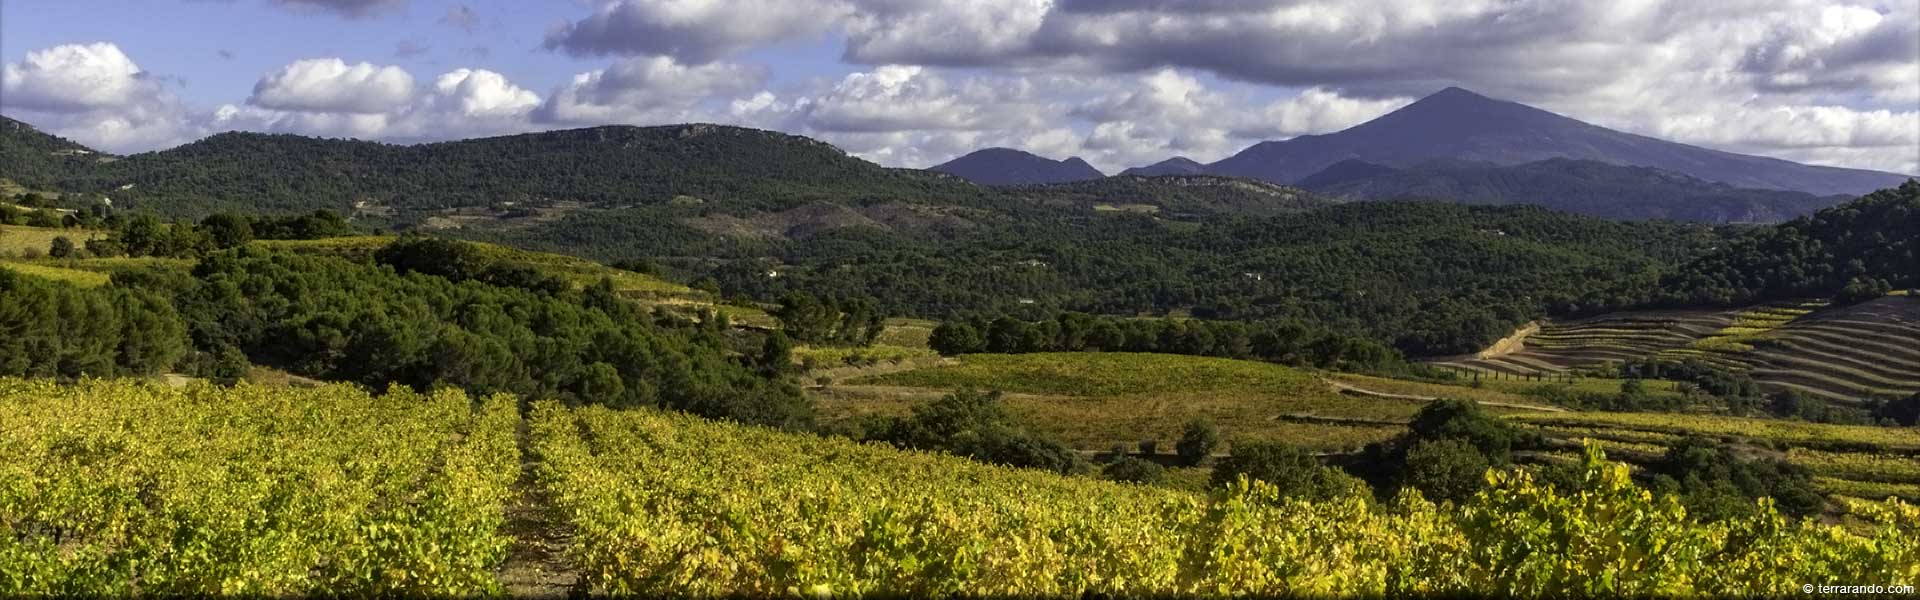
<box><xmin>0</xmin><ymin>379</ymin><xmax>520</xmax><ymax>595</ymax></box>
<box><xmin>5</xmin><ymin>378</ymin><xmax>1920</xmax><ymax>595</ymax></box>
<box><xmin>528</xmin><ymin>402</ymin><xmax>1920</xmax><ymax>596</ymax></box>
<box><xmin>1433</xmin><ymin>297</ymin><xmax>1920</xmax><ymax>403</ymax></box>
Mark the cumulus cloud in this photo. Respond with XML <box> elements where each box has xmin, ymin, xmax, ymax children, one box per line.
<box><xmin>537</xmin><ymin>0</ymin><xmax>1919</xmax><ymax>172</ymax></box>
<box><xmin>249</xmin><ymin>58</ymin><xmax>416</xmax><ymax>114</ymax></box>
<box><xmin>535</xmin><ymin>56</ymin><xmax>767</xmax><ymax>124</ymax></box>
<box><xmin>431</xmin><ymin>69</ymin><xmax>541</xmax><ymax>119</ymax></box>
<box><xmin>1</xmin><ymin>42</ymin><xmax>200</xmax><ymax>152</ymax></box>
<box><xmin>2</xmin><ymin>43</ymin><xmax>154</xmax><ymax>113</ymax></box>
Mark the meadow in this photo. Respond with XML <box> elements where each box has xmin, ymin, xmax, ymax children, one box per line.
<box><xmin>838</xmin><ymin>353</ymin><xmax>1539</xmax><ymax>452</ymax></box>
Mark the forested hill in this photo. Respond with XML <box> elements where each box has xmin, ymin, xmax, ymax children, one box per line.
<box><xmin>1299</xmin><ymin>158</ymin><xmax>1848</xmax><ymax>223</ymax></box>
<box><xmin>1002</xmin><ymin>175</ymin><xmax>1333</xmax><ymax>218</ymax></box>
<box><xmin>0</xmin><ymin>115</ymin><xmax>110</xmax><ymax>189</ymax></box>
<box><xmin>1660</xmin><ymin>180</ymin><xmax>1920</xmax><ymax>306</ymax></box>
<box><xmin>13</xmin><ymin>122</ymin><xmax>987</xmax><ymax>217</ymax></box>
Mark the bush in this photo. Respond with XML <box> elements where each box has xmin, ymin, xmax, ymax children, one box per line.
<box><xmin>1647</xmin><ymin>437</ymin><xmax>1824</xmax><ymax>520</ymax></box>
<box><xmin>869</xmin><ymin>388</ymin><xmax>1089</xmax><ymax>475</ymax></box>
<box><xmin>1210</xmin><ymin>442</ymin><xmax>1360</xmax><ymax>501</ymax></box>
<box><xmin>1102</xmin><ymin>456</ymin><xmax>1167</xmax><ymax>485</ymax></box>
<box><xmin>1175</xmin><ymin>418</ymin><xmax>1220</xmax><ymax>466</ymax></box>
<box><xmin>1399</xmin><ymin>438</ymin><xmax>1492</xmax><ymax>503</ymax></box>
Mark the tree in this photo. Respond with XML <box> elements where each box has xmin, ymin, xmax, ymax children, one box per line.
<box><xmin>758</xmin><ymin>331</ymin><xmax>794</xmax><ymax>378</ymax></box>
<box><xmin>928</xmin><ymin>322</ymin><xmax>984</xmax><ymax>355</ymax></box>
<box><xmin>1407</xmin><ymin>399</ymin><xmax>1523</xmax><ymax>462</ymax></box>
<box><xmin>48</xmin><ymin>236</ymin><xmax>75</xmax><ymax>259</ymax></box>
<box><xmin>1210</xmin><ymin>442</ymin><xmax>1363</xmax><ymax>501</ymax></box>
<box><xmin>199</xmin><ymin>213</ymin><xmax>255</xmax><ymax>249</ymax></box>
<box><xmin>1398</xmin><ymin>438</ymin><xmax>1492</xmax><ymax>503</ymax></box>
<box><xmin>1175</xmin><ymin>418</ymin><xmax>1220</xmax><ymax>466</ymax></box>
<box><xmin>1874</xmin><ymin>393</ymin><xmax>1920</xmax><ymax>426</ymax></box>
<box><xmin>1103</xmin><ymin>456</ymin><xmax>1167</xmax><ymax>485</ymax></box>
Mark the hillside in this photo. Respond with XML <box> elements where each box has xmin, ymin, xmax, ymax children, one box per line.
<box><xmin>1661</xmin><ymin>180</ymin><xmax>1920</xmax><ymax>306</ymax></box>
<box><xmin>11</xmin><ymin>376</ymin><xmax>1914</xmax><ymax>596</ymax></box>
<box><xmin>1299</xmin><ymin>158</ymin><xmax>1846</xmax><ymax>222</ymax></box>
<box><xmin>930</xmin><ymin>148</ymin><xmax>1105</xmax><ymax>185</ymax></box>
<box><xmin>23</xmin><ymin>123</ymin><xmax>987</xmax><ymax>217</ymax></box>
<box><xmin>1119</xmin><ymin>156</ymin><xmax>1208</xmax><ymax>176</ymax></box>
<box><xmin>1205</xmin><ymin>87</ymin><xmax>1910</xmax><ymax>196</ymax></box>
<box><xmin>1003</xmin><ymin>174</ymin><xmax>1332</xmax><ymax>218</ymax></box>
<box><xmin>0</xmin><ymin>115</ymin><xmax>109</xmax><ymax>189</ymax></box>
<box><xmin>1434</xmin><ymin>296</ymin><xmax>1920</xmax><ymax>403</ymax></box>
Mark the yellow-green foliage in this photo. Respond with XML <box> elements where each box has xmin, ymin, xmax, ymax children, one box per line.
<box><xmin>1675</xmin><ymin>302</ymin><xmax>1822</xmax><ymax>355</ymax></box>
<box><xmin>1817</xmin><ymin>478</ymin><xmax>1920</xmax><ymax>503</ymax></box>
<box><xmin>874</xmin><ymin>318</ymin><xmax>937</xmax><ymax>350</ymax></box>
<box><xmin>1514</xmin><ymin>412</ymin><xmax>1920</xmax><ymax>451</ymax></box>
<box><xmin>1790</xmin><ymin>449</ymin><xmax>1920</xmax><ymax>485</ymax></box>
<box><xmin>531</xmin><ymin>406</ymin><xmax>1920</xmax><ymax>596</ymax></box>
<box><xmin>0</xmin><ymin>261</ymin><xmax>112</xmax><ymax>287</ymax></box>
<box><xmin>0</xmin><ymin>379</ymin><xmax>520</xmax><ymax>596</ymax></box>
<box><xmin>848</xmin><ymin>352</ymin><xmax>1419</xmax><ymax>450</ymax></box>
<box><xmin>795</xmin><ymin>344</ymin><xmax>938</xmax><ymax>366</ymax></box>
<box><xmin>0</xmin><ymin>225</ymin><xmax>105</xmax><ymax>257</ymax></box>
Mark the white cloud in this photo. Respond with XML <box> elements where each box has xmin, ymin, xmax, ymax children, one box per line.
<box><xmin>249</xmin><ymin>58</ymin><xmax>416</xmax><ymax>114</ymax></box>
<box><xmin>535</xmin><ymin>56</ymin><xmax>766</xmax><ymax>124</ymax></box>
<box><xmin>431</xmin><ymin>69</ymin><xmax>541</xmax><ymax>119</ymax></box>
<box><xmin>1</xmin><ymin>43</ymin><xmax>200</xmax><ymax>153</ymax></box>
<box><xmin>2</xmin><ymin>43</ymin><xmax>152</xmax><ymax>113</ymax></box>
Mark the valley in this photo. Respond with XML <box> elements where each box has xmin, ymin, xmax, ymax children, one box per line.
<box><xmin>3</xmin><ymin>67</ymin><xmax>1917</xmax><ymax>595</ymax></box>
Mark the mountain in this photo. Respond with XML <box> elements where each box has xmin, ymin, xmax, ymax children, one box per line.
<box><xmin>1300</xmin><ymin>158</ymin><xmax>1849</xmax><ymax>222</ymax></box>
<box><xmin>0</xmin><ymin>115</ymin><xmax>110</xmax><ymax>189</ymax></box>
<box><xmin>1004</xmin><ymin>174</ymin><xmax>1332</xmax><ymax>218</ymax></box>
<box><xmin>1120</xmin><ymin>157</ymin><xmax>1208</xmax><ymax>177</ymax></box>
<box><xmin>930</xmin><ymin>148</ymin><xmax>1105</xmax><ymax>185</ymax></box>
<box><xmin>1207</xmin><ymin>87</ymin><xmax>1909</xmax><ymax>196</ymax></box>
<box><xmin>16</xmin><ymin>123</ymin><xmax>986</xmax><ymax>217</ymax></box>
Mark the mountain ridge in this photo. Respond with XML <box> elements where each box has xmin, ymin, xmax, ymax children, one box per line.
<box><xmin>1204</xmin><ymin>87</ymin><xmax>1909</xmax><ymax>196</ymax></box>
<box><xmin>930</xmin><ymin>147</ymin><xmax>1106</xmax><ymax>185</ymax></box>
<box><xmin>1299</xmin><ymin>157</ymin><xmax>1851</xmax><ymax>222</ymax></box>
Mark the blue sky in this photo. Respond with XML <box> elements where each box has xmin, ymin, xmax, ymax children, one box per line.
<box><xmin>3</xmin><ymin>1</ymin><xmax>1915</xmax><ymax>173</ymax></box>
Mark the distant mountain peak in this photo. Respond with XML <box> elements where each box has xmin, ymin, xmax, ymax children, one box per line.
<box><xmin>1120</xmin><ymin>156</ymin><xmax>1209</xmax><ymax>177</ymax></box>
<box><xmin>1206</xmin><ymin>87</ymin><xmax>1910</xmax><ymax>196</ymax></box>
<box><xmin>931</xmin><ymin>148</ymin><xmax>1106</xmax><ymax>185</ymax></box>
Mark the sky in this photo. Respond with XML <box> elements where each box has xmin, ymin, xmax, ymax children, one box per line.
<box><xmin>2</xmin><ymin>0</ymin><xmax>1917</xmax><ymax>175</ymax></box>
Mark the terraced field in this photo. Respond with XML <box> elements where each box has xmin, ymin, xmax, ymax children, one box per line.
<box><xmin>1432</xmin><ymin>297</ymin><xmax>1920</xmax><ymax>404</ymax></box>
<box><xmin>1515</xmin><ymin>411</ymin><xmax>1920</xmax><ymax>504</ymax></box>
<box><xmin>1432</xmin><ymin>308</ymin><xmax>1737</xmax><ymax>376</ymax></box>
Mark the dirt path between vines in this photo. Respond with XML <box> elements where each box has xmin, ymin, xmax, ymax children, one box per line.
<box><xmin>496</xmin><ymin>416</ymin><xmax>580</xmax><ymax>599</ymax></box>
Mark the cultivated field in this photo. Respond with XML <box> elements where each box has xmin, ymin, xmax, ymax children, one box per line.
<box><xmin>1432</xmin><ymin>297</ymin><xmax>1920</xmax><ymax>403</ymax></box>
<box><xmin>832</xmin><ymin>352</ymin><xmax>1547</xmax><ymax>453</ymax></box>
<box><xmin>0</xmin><ymin>379</ymin><xmax>520</xmax><ymax>596</ymax></box>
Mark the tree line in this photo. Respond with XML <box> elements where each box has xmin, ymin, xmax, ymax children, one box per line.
<box><xmin>3</xmin><ymin>237</ymin><xmax>812</xmax><ymax>429</ymax></box>
<box><xmin>928</xmin><ymin>313</ymin><xmax>1411</xmax><ymax>374</ymax></box>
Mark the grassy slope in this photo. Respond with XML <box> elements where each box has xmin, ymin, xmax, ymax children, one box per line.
<box><xmin>840</xmin><ymin>352</ymin><xmax>1502</xmax><ymax>452</ymax></box>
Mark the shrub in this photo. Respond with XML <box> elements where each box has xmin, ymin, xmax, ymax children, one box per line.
<box><xmin>1102</xmin><ymin>456</ymin><xmax>1166</xmax><ymax>485</ymax></box>
<box><xmin>1399</xmin><ymin>438</ymin><xmax>1492</xmax><ymax>503</ymax></box>
<box><xmin>1210</xmin><ymin>442</ymin><xmax>1362</xmax><ymax>501</ymax></box>
<box><xmin>1175</xmin><ymin>418</ymin><xmax>1220</xmax><ymax>466</ymax></box>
